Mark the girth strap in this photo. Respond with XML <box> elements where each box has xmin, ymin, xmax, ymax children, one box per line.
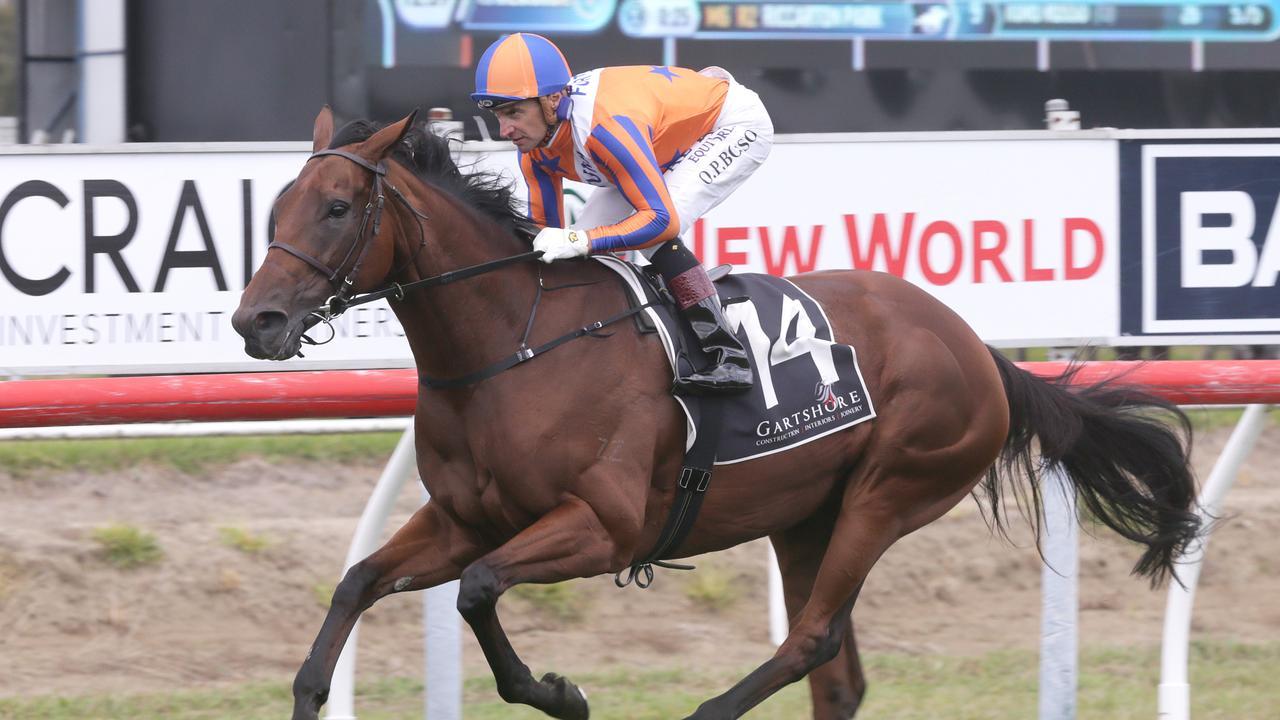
<box><xmin>616</xmin><ymin>395</ymin><xmax>724</xmax><ymax>589</ymax></box>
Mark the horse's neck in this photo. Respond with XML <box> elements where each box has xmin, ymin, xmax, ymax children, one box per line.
<box><xmin>389</xmin><ymin>191</ymin><xmax>539</xmax><ymax>381</ymax></box>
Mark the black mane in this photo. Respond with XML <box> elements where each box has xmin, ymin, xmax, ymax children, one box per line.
<box><xmin>329</xmin><ymin>119</ymin><xmax>536</xmax><ymax>243</ymax></box>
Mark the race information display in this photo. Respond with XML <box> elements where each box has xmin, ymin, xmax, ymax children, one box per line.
<box><xmin>618</xmin><ymin>0</ymin><xmax>1279</xmax><ymax>39</ymax></box>
<box><xmin>387</xmin><ymin>0</ymin><xmax>1280</xmax><ymax>39</ymax></box>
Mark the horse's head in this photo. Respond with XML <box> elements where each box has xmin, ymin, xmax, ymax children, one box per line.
<box><xmin>232</xmin><ymin>106</ymin><xmax>417</xmax><ymax>360</ymax></box>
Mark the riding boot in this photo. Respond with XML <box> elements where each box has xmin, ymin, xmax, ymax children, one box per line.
<box><xmin>673</xmin><ymin>295</ymin><xmax>754</xmax><ymax>396</ymax></box>
<box><xmin>646</xmin><ymin>239</ymin><xmax>754</xmax><ymax>396</ymax></box>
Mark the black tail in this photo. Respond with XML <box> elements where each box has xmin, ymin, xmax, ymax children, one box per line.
<box><xmin>983</xmin><ymin>348</ymin><xmax>1202</xmax><ymax>586</ymax></box>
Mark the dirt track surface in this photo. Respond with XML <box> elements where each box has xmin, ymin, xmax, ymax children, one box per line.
<box><xmin>1</xmin><ymin>423</ymin><xmax>1277</xmax><ymax>699</ymax></box>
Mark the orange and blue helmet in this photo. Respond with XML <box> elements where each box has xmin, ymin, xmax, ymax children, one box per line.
<box><xmin>471</xmin><ymin>33</ymin><xmax>572</xmax><ymax>109</ymax></box>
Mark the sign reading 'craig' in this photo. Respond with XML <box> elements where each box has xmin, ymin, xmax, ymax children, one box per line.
<box><xmin>0</xmin><ymin>147</ymin><xmax>485</xmax><ymax>374</ymax></box>
<box><xmin>1122</xmin><ymin>141</ymin><xmax>1280</xmax><ymax>342</ymax></box>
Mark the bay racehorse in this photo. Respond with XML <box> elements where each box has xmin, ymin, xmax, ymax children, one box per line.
<box><xmin>232</xmin><ymin>107</ymin><xmax>1201</xmax><ymax>720</ymax></box>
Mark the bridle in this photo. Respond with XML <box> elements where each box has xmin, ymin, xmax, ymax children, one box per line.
<box><xmin>267</xmin><ymin>148</ymin><xmax>430</xmax><ymax>324</ymax></box>
<box><xmin>266</xmin><ymin>143</ymin><xmax>655</xmax><ymax>386</ymax></box>
<box><xmin>271</xmin><ymin>148</ymin><xmax>547</xmax><ymax>329</ymax></box>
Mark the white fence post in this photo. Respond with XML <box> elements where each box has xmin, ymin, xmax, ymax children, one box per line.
<box><xmin>767</xmin><ymin>542</ymin><xmax>788</xmax><ymax>646</ymax></box>
<box><xmin>1039</xmin><ymin>465</ymin><xmax>1079</xmax><ymax>720</ymax></box>
<box><xmin>1158</xmin><ymin>404</ymin><xmax>1269</xmax><ymax>720</ymax></box>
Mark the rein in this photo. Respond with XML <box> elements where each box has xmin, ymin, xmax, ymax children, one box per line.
<box><xmin>316</xmin><ymin>250</ymin><xmax>545</xmax><ymax>321</ymax></box>
<box><xmin>276</xmin><ymin>146</ymin><xmax>656</xmax><ymax>387</ymax></box>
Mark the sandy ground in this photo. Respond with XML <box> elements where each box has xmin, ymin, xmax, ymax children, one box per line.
<box><xmin>0</xmin><ymin>422</ymin><xmax>1277</xmax><ymax>702</ymax></box>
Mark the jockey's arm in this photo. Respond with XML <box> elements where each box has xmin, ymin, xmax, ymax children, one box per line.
<box><xmin>580</xmin><ymin>116</ymin><xmax>680</xmax><ymax>252</ymax></box>
<box><xmin>520</xmin><ymin>152</ymin><xmax>566</xmax><ymax>228</ymax></box>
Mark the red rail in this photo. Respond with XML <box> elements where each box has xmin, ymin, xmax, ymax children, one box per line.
<box><xmin>0</xmin><ymin>370</ymin><xmax>418</xmax><ymax>428</ymax></box>
<box><xmin>1021</xmin><ymin>361</ymin><xmax>1280</xmax><ymax>406</ymax></box>
<box><xmin>0</xmin><ymin>362</ymin><xmax>1277</xmax><ymax>429</ymax></box>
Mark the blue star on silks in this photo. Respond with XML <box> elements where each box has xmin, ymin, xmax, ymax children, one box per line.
<box><xmin>648</xmin><ymin>66</ymin><xmax>679</xmax><ymax>82</ymax></box>
<box><xmin>534</xmin><ymin>155</ymin><xmax>563</xmax><ymax>175</ymax></box>
<box><xmin>661</xmin><ymin>149</ymin><xmax>684</xmax><ymax>172</ymax></box>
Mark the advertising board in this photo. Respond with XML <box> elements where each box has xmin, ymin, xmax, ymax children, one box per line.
<box><xmin>680</xmin><ymin>133</ymin><xmax>1118</xmax><ymax>345</ymax></box>
<box><xmin>4</xmin><ymin>129</ymin><xmax>1276</xmax><ymax>375</ymax></box>
<box><xmin>1119</xmin><ymin>137</ymin><xmax>1280</xmax><ymax>345</ymax></box>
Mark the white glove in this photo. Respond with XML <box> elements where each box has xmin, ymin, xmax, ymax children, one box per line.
<box><xmin>533</xmin><ymin>227</ymin><xmax>591</xmax><ymax>263</ymax></box>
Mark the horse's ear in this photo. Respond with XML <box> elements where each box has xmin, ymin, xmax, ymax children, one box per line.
<box><xmin>360</xmin><ymin>109</ymin><xmax>419</xmax><ymax>162</ymax></box>
<box><xmin>312</xmin><ymin>105</ymin><xmax>334</xmax><ymax>153</ymax></box>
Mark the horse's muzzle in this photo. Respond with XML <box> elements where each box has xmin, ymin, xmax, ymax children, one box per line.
<box><xmin>231</xmin><ymin>306</ymin><xmax>301</xmax><ymax>360</ymax></box>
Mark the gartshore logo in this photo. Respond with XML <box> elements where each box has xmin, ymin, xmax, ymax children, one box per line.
<box><xmin>1136</xmin><ymin>143</ymin><xmax>1280</xmax><ymax>336</ymax></box>
<box><xmin>754</xmin><ymin>387</ymin><xmax>865</xmax><ymax>446</ymax></box>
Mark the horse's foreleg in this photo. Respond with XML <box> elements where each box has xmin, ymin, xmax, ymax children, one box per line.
<box><xmin>457</xmin><ymin>496</ymin><xmax>624</xmax><ymax>720</ymax></box>
<box><xmin>772</xmin><ymin>521</ymin><xmax>868</xmax><ymax>720</ymax></box>
<box><xmin>292</xmin><ymin>501</ymin><xmax>483</xmax><ymax>720</ymax></box>
<box><xmin>684</xmin><ymin>508</ymin><xmax>898</xmax><ymax>720</ymax></box>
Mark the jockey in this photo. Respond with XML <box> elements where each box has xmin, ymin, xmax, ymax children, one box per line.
<box><xmin>471</xmin><ymin>32</ymin><xmax>774</xmax><ymax>396</ymax></box>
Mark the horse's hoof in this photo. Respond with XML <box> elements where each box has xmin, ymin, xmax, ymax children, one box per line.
<box><xmin>541</xmin><ymin>671</ymin><xmax>590</xmax><ymax>720</ymax></box>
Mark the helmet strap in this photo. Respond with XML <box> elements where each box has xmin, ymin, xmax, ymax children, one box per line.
<box><xmin>538</xmin><ymin>93</ymin><xmax>565</xmax><ymax>146</ymax></box>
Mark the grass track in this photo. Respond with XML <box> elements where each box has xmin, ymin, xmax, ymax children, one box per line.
<box><xmin>2</xmin><ymin>642</ymin><xmax>1274</xmax><ymax>719</ymax></box>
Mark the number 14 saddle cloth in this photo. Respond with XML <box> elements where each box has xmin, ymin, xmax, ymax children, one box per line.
<box><xmin>595</xmin><ymin>255</ymin><xmax>877</xmax><ymax>465</ymax></box>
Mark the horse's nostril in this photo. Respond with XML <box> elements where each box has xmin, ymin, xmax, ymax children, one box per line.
<box><xmin>254</xmin><ymin>311</ymin><xmax>288</xmax><ymax>334</ymax></box>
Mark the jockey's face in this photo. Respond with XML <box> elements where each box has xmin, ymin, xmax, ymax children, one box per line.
<box><xmin>494</xmin><ymin>99</ymin><xmax>547</xmax><ymax>153</ymax></box>
<box><xmin>493</xmin><ymin>93</ymin><xmax>563</xmax><ymax>153</ymax></box>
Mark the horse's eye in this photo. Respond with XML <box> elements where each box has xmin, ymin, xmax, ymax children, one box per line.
<box><xmin>328</xmin><ymin>202</ymin><xmax>349</xmax><ymax>219</ymax></box>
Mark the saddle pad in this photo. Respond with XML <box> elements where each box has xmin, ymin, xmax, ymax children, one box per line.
<box><xmin>594</xmin><ymin>256</ymin><xmax>877</xmax><ymax>465</ymax></box>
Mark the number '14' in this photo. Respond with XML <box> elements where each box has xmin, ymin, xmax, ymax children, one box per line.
<box><xmin>724</xmin><ymin>296</ymin><xmax>840</xmax><ymax>410</ymax></box>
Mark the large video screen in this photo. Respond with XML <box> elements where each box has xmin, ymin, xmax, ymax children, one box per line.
<box><xmin>383</xmin><ymin>0</ymin><xmax>1279</xmax><ymax>40</ymax></box>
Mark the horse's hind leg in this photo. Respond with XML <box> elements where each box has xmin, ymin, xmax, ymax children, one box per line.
<box><xmin>684</xmin><ymin>475</ymin><xmax>915</xmax><ymax>720</ymax></box>
<box><xmin>291</xmin><ymin>501</ymin><xmax>484</xmax><ymax>720</ymax></box>
<box><xmin>686</xmin><ymin>441</ymin><xmax>999</xmax><ymax>720</ymax></box>
<box><xmin>772</xmin><ymin>518</ymin><xmax>868</xmax><ymax>719</ymax></box>
<box><xmin>457</xmin><ymin>496</ymin><xmax>627</xmax><ymax>720</ymax></box>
